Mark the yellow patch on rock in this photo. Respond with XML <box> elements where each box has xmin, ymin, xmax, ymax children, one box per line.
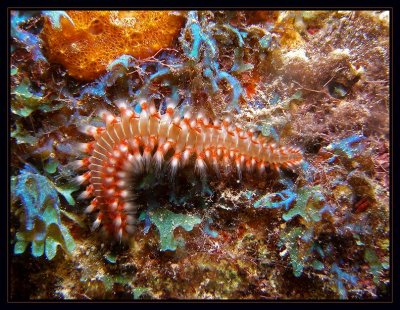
<box><xmin>41</xmin><ymin>11</ymin><xmax>186</xmax><ymax>81</ymax></box>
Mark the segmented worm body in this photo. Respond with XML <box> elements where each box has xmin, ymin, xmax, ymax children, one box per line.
<box><xmin>74</xmin><ymin>99</ymin><xmax>303</xmax><ymax>240</ymax></box>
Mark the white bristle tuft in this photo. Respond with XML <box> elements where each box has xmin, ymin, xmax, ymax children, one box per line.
<box><xmin>70</xmin><ymin>159</ymin><xmax>86</xmax><ymax>170</ymax></box>
<box><xmin>236</xmin><ymin>161</ymin><xmax>242</xmax><ymax>180</ymax></box>
<box><xmin>133</xmin><ymin>152</ymin><xmax>143</xmax><ymax>163</ymax></box>
<box><xmin>114</xmin><ymin>215</ymin><xmax>122</xmax><ymax>228</ymax></box>
<box><xmin>104</xmin><ymin>177</ymin><xmax>114</xmax><ymax>185</ymax></box>
<box><xmin>165</xmin><ymin>98</ymin><xmax>177</xmax><ymax>111</ymax></box>
<box><xmin>123</xmin><ymin>203</ymin><xmax>135</xmax><ymax>211</ymax></box>
<box><xmin>117</xmin><ymin>228</ymin><xmax>123</xmax><ymax>240</ymax></box>
<box><xmin>110</xmin><ymin>200</ymin><xmax>118</xmax><ymax>211</ymax></box>
<box><xmin>259</xmin><ymin>163</ymin><xmax>266</xmax><ymax>174</ymax></box>
<box><xmin>125</xmin><ymin>225</ymin><xmax>135</xmax><ymax>234</ymax></box>
<box><xmin>76</xmin><ymin>143</ymin><xmax>90</xmax><ymax>153</ymax></box>
<box><xmin>212</xmin><ymin>157</ymin><xmax>221</xmax><ymax>177</ymax></box>
<box><xmin>126</xmin><ymin>215</ymin><xmax>136</xmax><ymax>225</ymax></box>
<box><xmin>163</xmin><ymin>142</ymin><xmax>171</xmax><ymax>153</ymax></box>
<box><xmin>76</xmin><ymin>143</ymin><xmax>92</xmax><ymax>154</ymax></box>
<box><xmin>149</xmin><ymin>104</ymin><xmax>158</xmax><ymax>116</ymax></box>
<box><xmin>246</xmin><ymin>161</ymin><xmax>252</xmax><ymax>173</ymax></box>
<box><xmin>105</xmin><ymin>114</ymin><xmax>115</xmax><ymax>126</ymax></box>
<box><xmin>115</xmin><ymin>99</ymin><xmax>128</xmax><ymax>110</ymax></box>
<box><xmin>122</xmin><ymin>154</ymin><xmax>135</xmax><ymax>170</ymax></box>
<box><xmin>190</xmin><ymin>119</ymin><xmax>197</xmax><ymax>128</ymax></box>
<box><xmin>99</xmin><ymin>110</ymin><xmax>116</xmax><ymax>126</ymax></box>
<box><xmin>123</xmin><ymin>108</ymin><xmax>134</xmax><ymax>119</ymax></box>
<box><xmin>113</xmin><ymin>150</ymin><xmax>121</xmax><ymax>158</ymax></box>
<box><xmin>153</xmin><ymin>150</ymin><xmax>164</xmax><ymax>171</ymax></box>
<box><xmin>106</xmin><ymin>188</ymin><xmax>115</xmax><ymax>196</ymax></box>
<box><xmin>117</xmin><ymin>171</ymin><xmax>127</xmax><ymax>179</ymax></box>
<box><xmin>182</xmin><ymin>149</ymin><xmax>191</xmax><ymax>166</ymax></box>
<box><xmin>85</xmin><ymin>204</ymin><xmax>96</xmax><ymax>213</ymax></box>
<box><xmin>116</xmin><ymin>180</ymin><xmax>126</xmax><ymax>188</ymax></box>
<box><xmin>223</xmin><ymin>117</ymin><xmax>231</xmax><ymax>126</ymax></box>
<box><xmin>106</xmin><ymin>166</ymin><xmax>115</xmax><ymax>174</ymax></box>
<box><xmin>169</xmin><ymin>156</ymin><xmax>180</xmax><ymax>177</ymax></box>
<box><xmin>143</xmin><ymin>150</ymin><xmax>152</xmax><ymax>171</ymax></box>
<box><xmin>138</xmin><ymin>98</ymin><xmax>148</xmax><ymax>109</ymax></box>
<box><xmin>240</xmin><ymin>155</ymin><xmax>246</xmax><ymax>165</ymax></box>
<box><xmin>119</xmin><ymin>143</ymin><xmax>128</xmax><ymax>153</ymax></box>
<box><xmin>223</xmin><ymin>156</ymin><xmax>230</xmax><ymax>167</ymax></box>
<box><xmin>78</xmin><ymin>190</ymin><xmax>92</xmax><ymax>200</ymax></box>
<box><xmin>173</xmin><ymin>116</ymin><xmax>181</xmax><ymax>125</ymax></box>
<box><xmin>132</xmin><ymin>153</ymin><xmax>144</xmax><ymax>172</ymax></box>
<box><xmin>98</xmin><ymin>109</ymin><xmax>108</xmax><ymax>118</ymax></box>
<box><xmin>79</xmin><ymin>125</ymin><xmax>96</xmax><ymax>136</ymax></box>
<box><xmin>120</xmin><ymin>190</ymin><xmax>129</xmax><ymax>199</ymax></box>
<box><xmin>74</xmin><ymin>173</ymin><xmax>90</xmax><ymax>185</ymax></box>
<box><xmin>195</xmin><ymin>157</ymin><xmax>207</xmax><ymax>177</ymax></box>
<box><xmin>92</xmin><ymin>217</ymin><xmax>102</xmax><ymax>230</ymax></box>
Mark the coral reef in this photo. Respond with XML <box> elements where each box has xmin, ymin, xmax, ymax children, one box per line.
<box><xmin>9</xmin><ymin>10</ymin><xmax>390</xmax><ymax>301</ymax></box>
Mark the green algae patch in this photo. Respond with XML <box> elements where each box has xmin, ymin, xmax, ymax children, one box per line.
<box><xmin>11</xmin><ymin>165</ymin><xmax>76</xmax><ymax>260</ymax></box>
<box><xmin>364</xmin><ymin>248</ymin><xmax>388</xmax><ymax>285</ymax></box>
<box><xmin>11</xmin><ymin>120</ymin><xmax>38</xmax><ymax>145</ymax></box>
<box><xmin>132</xmin><ymin>287</ymin><xmax>150</xmax><ymax>299</ymax></box>
<box><xmin>311</xmin><ymin>259</ymin><xmax>324</xmax><ymax>271</ymax></box>
<box><xmin>279</xmin><ymin>227</ymin><xmax>305</xmax><ymax>277</ymax></box>
<box><xmin>104</xmin><ymin>252</ymin><xmax>117</xmax><ymax>264</ymax></box>
<box><xmin>44</xmin><ymin>158</ymin><xmax>59</xmax><ymax>174</ymax></box>
<box><xmin>11</xmin><ymin>78</ymin><xmax>64</xmax><ymax>117</ymax></box>
<box><xmin>140</xmin><ymin>208</ymin><xmax>202</xmax><ymax>251</ymax></box>
<box><xmin>55</xmin><ymin>183</ymin><xmax>80</xmax><ymax>206</ymax></box>
<box><xmin>100</xmin><ymin>274</ymin><xmax>131</xmax><ymax>292</ymax></box>
<box><xmin>282</xmin><ymin>186</ymin><xmax>324</xmax><ymax>223</ymax></box>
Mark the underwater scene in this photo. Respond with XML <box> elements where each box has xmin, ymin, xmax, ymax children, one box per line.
<box><xmin>9</xmin><ymin>10</ymin><xmax>390</xmax><ymax>300</ymax></box>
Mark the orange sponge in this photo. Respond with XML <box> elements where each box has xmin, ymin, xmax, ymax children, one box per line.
<box><xmin>41</xmin><ymin>11</ymin><xmax>186</xmax><ymax>81</ymax></box>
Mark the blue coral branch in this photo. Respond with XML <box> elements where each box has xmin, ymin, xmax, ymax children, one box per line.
<box><xmin>331</xmin><ymin>263</ymin><xmax>358</xmax><ymax>299</ymax></box>
<box><xmin>254</xmin><ymin>189</ymin><xmax>297</xmax><ymax>210</ymax></box>
<box><xmin>326</xmin><ymin>134</ymin><xmax>366</xmax><ymax>159</ymax></box>
<box><xmin>11</xmin><ymin>11</ymin><xmax>47</xmax><ymax>62</ymax></box>
<box><xmin>42</xmin><ymin>11</ymin><xmax>74</xmax><ymax>29</ymax></box>
<box><xmin>216</xmin><ymin>71</ymin><xmax>243</xmax><ymax>112</ymax></box>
